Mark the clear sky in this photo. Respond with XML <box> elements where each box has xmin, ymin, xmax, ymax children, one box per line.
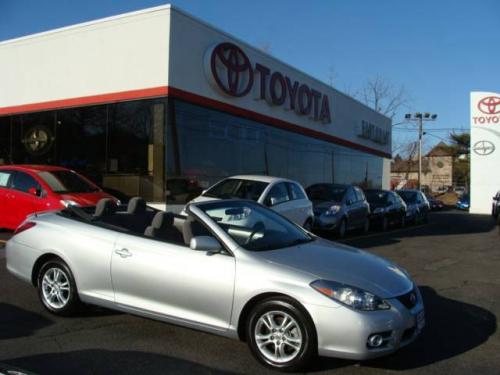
<box><xmin>1</xmin><ymin>0</ymin><xmax>499</xmax><ymax>153</ymax></box>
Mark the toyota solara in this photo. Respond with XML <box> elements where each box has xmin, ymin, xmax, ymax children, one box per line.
<box><xmin>6</xmin><ymin>198</ymin><xmax>424</xmax><ymax>371</ymax></box>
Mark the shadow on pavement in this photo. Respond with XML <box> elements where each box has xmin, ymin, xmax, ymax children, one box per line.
<box><xmin>363</xmin><ymin>286</ymin><xmax>497</xmax><ymax>371</ymax></box>
<box><xmin>5</xmin><ymin>349</ymin><xmax>236</xmax><ymax>375</ymax></box>
<box><xmin>0</xmin><ymin>303</ymin><xmax>53</xmax><ymax>340</ymax></box>
<box><xmin>339</xmin><ymin>211</ymin><xmax>497</xmax><ymax>249</ymax></box>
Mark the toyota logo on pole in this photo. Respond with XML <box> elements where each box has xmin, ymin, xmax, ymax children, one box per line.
<box><xmin>209</xmin><ymin>42</ymin><xmax>253</xmax><ymax>97</ymax></box>
<box><xmin>478</xmin><ymin>96</ymin><xmax>500</xmax><ymax>115</ymax></box>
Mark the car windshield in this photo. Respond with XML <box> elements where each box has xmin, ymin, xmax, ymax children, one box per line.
<box><xmin>38</xmin><ymin>170</ymin><xmax>99</xmax><ymax>194</ymax></box>
<box><xmin>365</xmin><ymin>190</ymin><xmax>388</xmax><ymax>204</ymax></box>
<box><xmin>398</xmin><ymin>191</ymin><xmax>417</xmax><ymax>204</ymax></box>
<box><xmin>307</xmin><ymin>184</ymin><xmax>346</xmax><ymax>202</ymax></box>
<box><xmin>196</xmin><ymin>200</ymin><xmax>314</xmax><ymax>251</ymax></box>
<box><xmin>202</xmin><ymin>178</ymin><xmax>268</xmax><ymax>201</ymax></box>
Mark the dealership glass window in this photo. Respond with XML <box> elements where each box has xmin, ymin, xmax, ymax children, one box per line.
<box><xmin>0</xmin><ymin>116</ymin><xmax>10</xmax><ymax>165</ymax></box>
<box><xmin>167</xmin><ymin>100</ymin><xmax>385</xmax><ymax>207</ymax></box>
<box><xmin>55</xmin><ymin>105</ymin><xmax>107</xmax><ymax>184</ymax></box>
<box><xmin>107</xmin><ymin>99</ymin><xmax>166</xmax><ymax>202</ymax></box>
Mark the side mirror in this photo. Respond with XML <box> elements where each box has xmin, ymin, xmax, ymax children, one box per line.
<box><xmin>28</xmin><ymin>187</ymin><xmax>40</xmax><ymax>197</ymax></box>
<box><xmin>190</xmin><ymin>236</ymin><xmax>222</xmax><ymax>252</ymax></box>
<box><xmin>346</xmin><ymin>199</ymin><xmax>353</xmax><ymax>206</ymax></box>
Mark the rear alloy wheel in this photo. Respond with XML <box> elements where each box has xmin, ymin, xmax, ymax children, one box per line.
<box><xmin>247</xmin><ymin>298</ymin><xmax>316</xmax><ymax>372</ymax></box>
<box><xmin>38</xmin><ymin>259</ymin><xmax>80</xmax><ymax>316</ymax></box>
<box><xmin>338</xmin><ymin>219</ymin><xmax>347</xmax><ymax>239</ymax></box>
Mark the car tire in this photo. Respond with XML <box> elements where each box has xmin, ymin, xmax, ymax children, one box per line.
<box><xmin>337</xmin><ymin>218</ymin><xmax>347</xmax><ymax>239</ymax></box>
<box><xmin>382</xmin><ymin>216</ymin><xmax>389</xmax><ymax>232</ymax></box>
<box><xmin>423</xmin><ymin>213</ymin><xmax>429</xmax><ymax>224</ymax></box>
<box><xmin>37</xmin><ymin>259</ymin><xmax>81</xmax><ymax>316</ymax></box>
<box><xmin>362</xmin><ymin>218</ymin><xmax>370</xmax><ymax>234</ymax></box>
<box><xmin>400</xmin><ymin>215</ymin><xmax>406</xmax><ymax>228</ymax></box>
<box><xmin>246</xmin><ymin>297</ymin><xmax>316</xmax><ymax>372</ymax></box>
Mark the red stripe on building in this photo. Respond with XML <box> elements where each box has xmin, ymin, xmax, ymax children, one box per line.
<box><xmin>0</xmin><ymin>86</ymin><xmax>168</xmax><ymax>115</ymax></box>
<box><xmin>0</xmin><ymin>85</ymin><xmax>391</xmax><ymax>159</ymax></box>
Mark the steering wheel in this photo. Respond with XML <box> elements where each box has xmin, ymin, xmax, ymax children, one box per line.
<box><xmin>246</xmin><ymin>221</ymin><xmax>265</xmax><ymax>246</ymax></box>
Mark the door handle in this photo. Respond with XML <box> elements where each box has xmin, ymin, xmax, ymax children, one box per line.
<box><xmin>115</xmin><ymin>248</ymin><xmax>132</xmax><ymax>258</ymax></box>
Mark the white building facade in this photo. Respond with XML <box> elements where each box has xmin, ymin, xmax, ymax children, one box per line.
<box><xmin>0</xmin><ymin>5</ymin><xmax>392</xmax><ymax>208</ymax></box>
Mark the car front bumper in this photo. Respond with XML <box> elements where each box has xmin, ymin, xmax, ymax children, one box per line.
<box><xmin>307</xmin><ymin>291</ymin><xmax>424</xmax><ymax>360</ymax></box>
<box><xmin>312</xmin><ymin>214</ymin><xmax>341</xmax><ymax>231</ymax></box>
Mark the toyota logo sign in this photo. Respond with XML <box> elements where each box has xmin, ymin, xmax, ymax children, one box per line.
<box><xmin>205</xmin><ymin>42</ymin><xmax>332</xmax><ymax>124</ymax></box>
<box><xmin>478</xmin><ymin>96</ymin><xmax>500</xmax><ymax>115</ymax></box>
<box><xmin>210</xmin><ymin>42</ymin><xmax>254</xmax><ymax>97</ymax></box>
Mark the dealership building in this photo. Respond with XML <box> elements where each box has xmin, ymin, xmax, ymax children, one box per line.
<box><xmin>0</xmin><ymin>5</ymin><xmax>392</xmax><ymax>210</ymax></box>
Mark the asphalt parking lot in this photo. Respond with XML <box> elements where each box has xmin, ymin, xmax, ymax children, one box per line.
<box><xmin>0</xmin><ymin>210</ymin><xmax>499</xmax><ymax>375</ymax></box>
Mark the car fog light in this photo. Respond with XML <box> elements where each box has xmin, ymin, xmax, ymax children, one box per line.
<box><xmin>367</xmin><ymin>334</ymin><xmax>384</xmax><ymax>348</ymax></box>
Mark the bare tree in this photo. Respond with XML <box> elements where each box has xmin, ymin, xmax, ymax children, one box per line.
<box><xmin>359</xmin><ymin>75</ymin><xmax>409</xmax><ymax>119</ymax></box>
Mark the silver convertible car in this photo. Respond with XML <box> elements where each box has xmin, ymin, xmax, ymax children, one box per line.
<box><xmin>6</xmin><ymin>198</ymin><xmax>424</xmax><ymax>371</ymax></box>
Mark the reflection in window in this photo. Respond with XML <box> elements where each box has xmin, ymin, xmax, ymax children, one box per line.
<box><xmin>0</xmin><ymin>117</ymin><xmax>10</xmax><ymax>165</ymax></box>
<box><xmin>168</xmin><ymin>100</ymin><xmax>384</xmax><ymax>206</ymax></box>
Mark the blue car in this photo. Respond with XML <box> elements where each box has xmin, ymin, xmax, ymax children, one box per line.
<box><xmin>456</xmin><ymin>194</ymin><xmax>470</xmax><ymax>210</ymax></box>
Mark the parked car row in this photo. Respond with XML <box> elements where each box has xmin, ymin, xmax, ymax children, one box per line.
<box><xmin>182</xmin><ymin>175</ymin><xmax>432</xmax><ymax>239</ymax></box>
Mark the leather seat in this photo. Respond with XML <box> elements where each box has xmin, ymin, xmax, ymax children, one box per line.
<box><xmin>94</xmin><ymin>198</ymin><xmax>117</xmax><ymax>219</ymax></box>
<box><xmin>182</xmin><ymin>216</ymin><xmax>210</xmax><ymax>245</ymax></box>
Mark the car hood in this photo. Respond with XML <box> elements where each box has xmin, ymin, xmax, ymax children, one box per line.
<box><xmin>58</xmin><ymin>192</ymin><xmax>114</xmax><ymax>206</ymax></box>
<box><xmin>190</xmin><ymin>195</ymin><xmax>220</xmax><ymax>203</ymax></box>
<box><xmin>312</xmin><ymin>200</ymin><xmax>340</xmax><ymax>214</ymax></box>
<box><xmin>257</xmin><ymin>239</ymin><xmax>413</xmax><ymax>298</ymax></box>
<box><xmin>368</xmin><ymin>202</ymin><xmax>387</xmax><ymax>210</ymax></box>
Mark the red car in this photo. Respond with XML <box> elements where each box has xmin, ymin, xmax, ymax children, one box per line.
<box><xmin>0</xmin><ymin>165</ymin><xmax>117</xmax><ymax>230</ymax></box>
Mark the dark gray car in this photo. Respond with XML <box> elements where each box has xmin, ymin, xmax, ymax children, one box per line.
<box><xmin>396</xmin><ymin>189</ymin><xmax>430</xmax><ymax>224</ymax></box>
<box><xmin>364</xmin><ymin>189</ymin><xmax>407</xmax><ymax>231</ymax></box>
<box><xmin>306</xmin><ymin>183</ymin><xmax>370</xmax><ymax>238</ymax></box>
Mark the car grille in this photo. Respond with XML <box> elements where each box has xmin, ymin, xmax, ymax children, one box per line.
<box><xmin>397</xmin><ymin>289</ymin><xmax>418</xmax><ymax>309</ymax></box>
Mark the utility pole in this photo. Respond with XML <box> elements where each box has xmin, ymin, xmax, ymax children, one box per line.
<box><xmin>404</xmin><ymin>113</ymin><xmax>438</xmax><ymax>190</ymax></box>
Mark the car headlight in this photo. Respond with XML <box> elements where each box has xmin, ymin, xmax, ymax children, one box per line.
<box><xmin>60</xmin><ymin>200</ymin><xmax>80</xmax><ymax>208</ymax></box>
<box><xmin>373</xmin><ymin>207</ymin><xmax>385</xmax><ymax>214</ymax></box>
<box><xmin>325</xmin><ymin>205</ymin><xmax>341</xmax><ymax>216</ymax></box>
<box><xmin>310</xmin><ymin>280</ymin><xmax>391</xmax><ymax>311</ymax></box>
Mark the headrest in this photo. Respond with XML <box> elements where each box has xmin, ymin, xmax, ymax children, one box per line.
<box><xmin>127</xmin><ymin>197</ymin><xmax>147</xmax><ymax>214</ymax></box>
<box><xmin>151</xmin><ymin>211</ymin><xmax>174</xmax><ymax>229</ymax></box>
<box><xmin>94</xmin><ymin>198</ymin><xmax>117</xmax><ymax>217</ymax></box>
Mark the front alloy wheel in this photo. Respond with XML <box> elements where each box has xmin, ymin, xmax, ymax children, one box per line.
<box><xmin>247</xmin><ymin>298</ymin><xmax>316</xmax><ymax>371</ymax></box>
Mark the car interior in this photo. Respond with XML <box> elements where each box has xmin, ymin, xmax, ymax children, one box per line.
<box><xmin>60</xmin><ymin>197</ymin><xmax>212</xmax><ymax>247</ymax></box>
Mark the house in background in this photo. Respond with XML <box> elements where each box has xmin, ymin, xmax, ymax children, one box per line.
<box><xmin>391</xmin><ymin>142</ymin><xmax>453</xmax><ymax>192</ymax></box>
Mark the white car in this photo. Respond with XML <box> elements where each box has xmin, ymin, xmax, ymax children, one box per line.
<box><xmin>185</xmin><ymin>175</ymin><xmax>314</xmax><ymax>229</ymax></box>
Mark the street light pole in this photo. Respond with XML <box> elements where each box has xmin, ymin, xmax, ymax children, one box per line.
<box><xmin>418</xmin><ymin>116</ymin><xmax>423</xmax><ymax>190</ymax></box>
<box><xmin>404</xmin><ymin>112</ymin><xmax>438</xmax><ymax>190</ymax></box>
